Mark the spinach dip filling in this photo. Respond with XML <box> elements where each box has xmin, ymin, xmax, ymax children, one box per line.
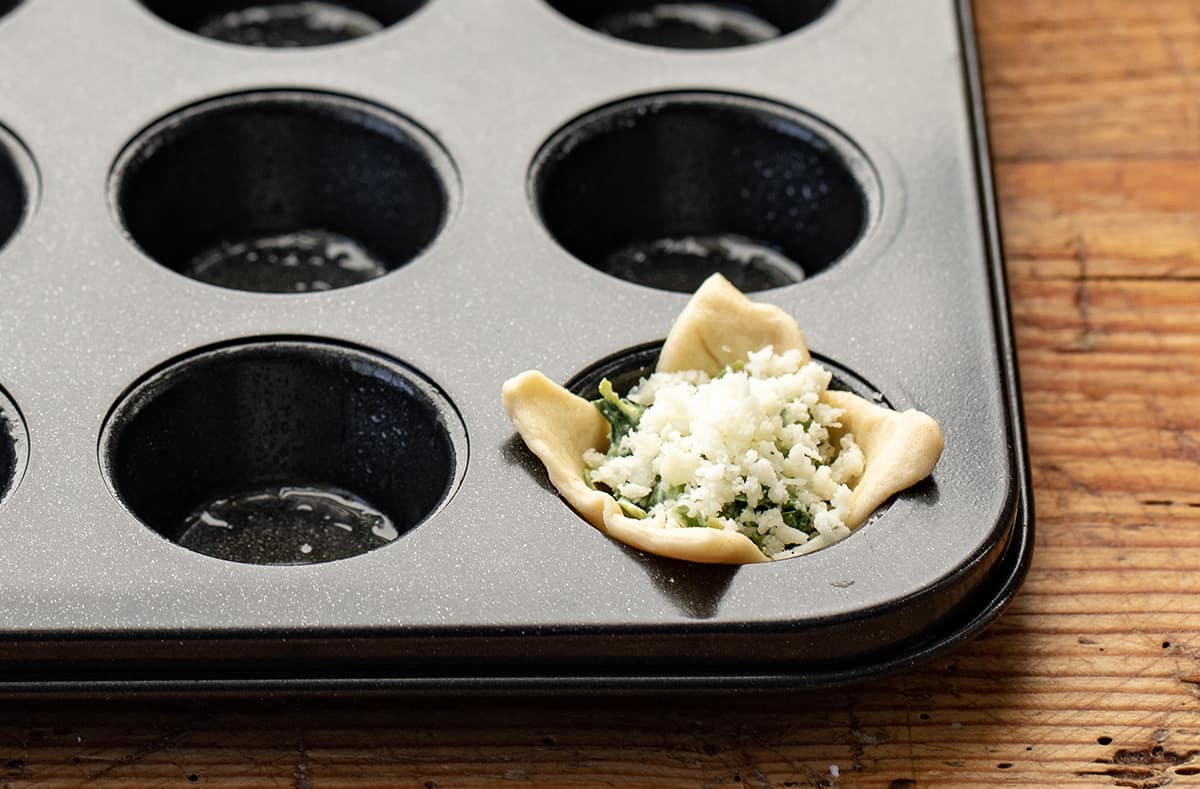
<box><xmin>583</xmin><ymin>346</ymin><xmax>864</xmax><ymax>558</ymax></box>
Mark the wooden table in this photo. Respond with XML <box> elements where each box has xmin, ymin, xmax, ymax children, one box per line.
<box><xmin>2</xmin><ymin>1</ymin><xmax>1198</xmax><ymax>786</ymax></box>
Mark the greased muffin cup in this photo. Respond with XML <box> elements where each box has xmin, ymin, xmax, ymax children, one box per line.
<box><xmin>0</xmin><ymin>0</ymin><xmax>1031</xmax><ymax>692</ymax></box>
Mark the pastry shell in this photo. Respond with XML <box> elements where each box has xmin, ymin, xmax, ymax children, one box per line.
<box><xmin>502</xmin><ymin>275</ymin><xmax>944</xmax><ymax>564</ymax></box>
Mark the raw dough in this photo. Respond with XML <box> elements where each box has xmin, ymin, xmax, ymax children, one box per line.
<box><xmin>501</xmin><ymin>274</ymin><xmax>944</xmax><ymax>564</ymax></box>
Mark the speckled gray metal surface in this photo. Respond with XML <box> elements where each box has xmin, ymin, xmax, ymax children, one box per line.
<box><xmin>0</xmin><ymin>0</ymin><xmax>1030</xmax><ymax>688</ymax></box>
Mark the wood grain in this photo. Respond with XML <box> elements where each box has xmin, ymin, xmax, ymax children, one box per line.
<box><xmin>3</xmin><ymin>1</ymin><xmax>1200</xmax><ymax>787</ymax></box>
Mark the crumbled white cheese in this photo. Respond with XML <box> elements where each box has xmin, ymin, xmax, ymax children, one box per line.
<box><xmin>586</xmin><ymin>347</ymin><xmax>865</xmax><ymax>558</ymax></box>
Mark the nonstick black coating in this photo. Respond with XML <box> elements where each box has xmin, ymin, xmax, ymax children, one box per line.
<box><xmin>532</xmin><ymin>94</ymin><xmax>870</xmax><ymax>293</ymax></box>
<box><xmin>545</xmin><ymin>1</ymin><xmax>835</xmax><ymax>49</ymax></box>
<box><xmin>0</xmin><ymin>140</ymin><xmax>23</xmax><ymax>254</ymax></box>
<box><xmin>0</xmin><ymin>417</ymin><xmax>13</xmax><ymax>500</ymax></box>
<box><xmin>102</xmin><ymin>341</ymin><xmax>462</xmax><ymax>564</ymax></box>
<box><xmin>112</xmin><ymin>92</ymin><xmax>452</xmax><ymax>294</ymax></box>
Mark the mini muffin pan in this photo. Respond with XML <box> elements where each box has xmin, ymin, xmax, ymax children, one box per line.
<box><xmin>0</xmin><ymin>0</ymin><xmax>1031</xmax><ymax>692</ymax></box>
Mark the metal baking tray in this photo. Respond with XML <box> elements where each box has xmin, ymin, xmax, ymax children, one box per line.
<box><xmin>0</xmin><ymin>0</ymin><xmax>1032</xmax><ymax>692</ymax></box>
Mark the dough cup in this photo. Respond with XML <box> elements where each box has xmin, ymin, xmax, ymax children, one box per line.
<box><xmin>503</xmin><ymin>274</ymin><xmax>944</xmax><ymax>564</ymax></box>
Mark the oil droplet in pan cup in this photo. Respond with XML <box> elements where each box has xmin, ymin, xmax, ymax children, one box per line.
<box><xmin>196</xmin><ymin>2</ymin><xmax>384</xmax><ymax>47</ymax></box>
<box><xmin>109</xmin><ymin>91</ymin><xmax>456</xmax><ymax>294</ymax></box>
<box><xmin>179</xmin><ymin>484</ymin><xmax>400</xmax><ymax>565</ymax></box>
<box><xmin>185</xmin><ymin>230</ymin><xmax>389</xmax><ymax>293</ymax></box>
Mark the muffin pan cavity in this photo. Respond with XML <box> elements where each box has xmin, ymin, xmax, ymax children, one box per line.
<box><xmin>564</xmin><ymin>342</ymin><xmax>898</xmax><ymax>550</ymax></box>
<box><xmin>139</xmin><ymin>1</ymin><xmax>429</xmax><ymax>47</ymax></box>
<box><xmin>530</xmin><ymin>93</ymin><xmax>875</xmax><ymax>293</ymax></box>
<box><xmin>0</xmin><ymin>389</ymin><xmax>27</xmax><ymax>509</ymax></box>
<box><xmin>0</xmin><ymin>125</ymin><xmax>30</xmax><ymax>256</ymax></box>
<box><xmin>110</xmin><ymin>91</ymin><xmax>454</xmax><ymax>294</ymax></box>
<box><xmin>545</xmin><ymin>1</ymin><xmax>834</xmax><ymax>49</ymax></box>
<box><xmin>100</xmin><ymin>340</ymin><xmax>466</xmax><ymax>565</ymax></box>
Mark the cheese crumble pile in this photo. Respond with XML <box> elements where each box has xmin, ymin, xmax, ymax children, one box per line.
<box><xmin>583</xmin><ymin>347</ymin><xmax>865</xmax><ymax>558</ymax></box>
